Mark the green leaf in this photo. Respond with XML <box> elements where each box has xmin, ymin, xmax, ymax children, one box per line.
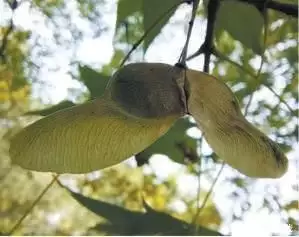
<box><xmin>116</xmin><ymin>0</ymin><xmax>142</xmax><ymax>29</ymax></box>
<box><xmin>136</xmin><ymin>117</ymin><xmax>198</xmax><ymax>165</ymax></box>
<box><xmin>68</xmin><ymin>189</ymin><xmax>222</xmax><ymax>235</ymax></box>
<box><xmin>25</xmin><ymin>100</ymin><xmax>76</xmax><ymax>116</ymax></box>
<box><xmin>69</xmin><ymin>188</ymin><xmax>142</xmax><ymax>224</ymax></box>
<box><xmin>142</xmin><ymin>0</ymin><xmax>181</xmax><ymax>51</ymax></box>
<box><xmin>79</xmin><ymin>65</ymin><xmax>109</xmax><ymax>99</ymax></box>
<box><xmin>215</xmin><ymin>0</ymin><xmax>264</xmax><ymax>54</ymax></box>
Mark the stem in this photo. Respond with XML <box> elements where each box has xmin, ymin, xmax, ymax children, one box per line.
<box><xmin>178</xmin><ymin>0</ymin><xmax>200</xmax><ymax>65</ymax></box>
<box><xmin>196</xmin><ymin>163</ymin><xmax>225</xmax><ymax>216</ymax></box>
<box><xmin>8</xmin><ymin>174</ymin><xmax>60</xmax><ymax>235</ymax></box>
<box><xmin>192</xmin><ymin>137</ymin><xmax>203</xmax><ymax>234</ymax></box>
<box><xmin>203</xmin><ymin>0</ymin><xmax>220</xmax><ymax>73</ymax></box>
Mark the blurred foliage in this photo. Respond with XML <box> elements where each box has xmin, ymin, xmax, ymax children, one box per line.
<box><xmin>0</xmin><ymin>27</ymin><xmax>31</xmax><ymax>113</ymax></box>
<box><xmin>0</xmin><ymin>0</ymin><xmax>298</xmax><ymax>235</ymax></box>
<box><xmin>206</xmin><ymin>0</ymin><xmax>264</xmax><ymax>54</ymax></box>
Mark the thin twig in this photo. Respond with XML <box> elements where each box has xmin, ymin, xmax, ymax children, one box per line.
<box><xmin>178</xmin><ymin>0</ymin><xmax>200</xmax><ymax>65</ymax></box>
<box><xmin>120</xmin><ymin>0</ymin><xmax>186</xmax><ymax>67</ymax></box>
<box><xmin>192</xmin><ymin>136</ymin><xmax>203</xmax><ymax>234</ymax></box>
<box><xmin>8</xmin><ymin>174</ymin><xmax>60</xmax><ymax>235</ymax></box>
<box><xmin>216</xmin><ymin>50</ymin><xmax>295</xmax><ymax>115</ymax></box>
<box><xmin>245</xmin><ymin>2</ymin><xmax>268</xmax><ymax>114</ymax></box>
<box><xmin>243</xmin><ymin>55</ymin><xmax>264</xmax><ymax>114</ymax></box>
<box><xmin>196</xmin><ymin>162</ymin><xmax>225</xmax><ymax>216</ymax></box>
<box><xmin>244</xmin><ymin>93</ymin><xmax>254</xmax><ymax>115</ymax></box>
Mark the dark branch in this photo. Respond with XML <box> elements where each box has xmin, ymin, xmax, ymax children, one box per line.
<box><xmin>186</xmin><ymin>0</ymin><xmax>220</xmax><ymax>72</ymax></box>
<box><xmin>267</xmin><ymin>0</ymin><xmax>298</xmax><ymax>17</ymax></box>
<box><xmin>239</xmin><ymin>0</ymin><xmax>298</xmax><ymax>18</ymax></box>
<box><xmin>202</xmin><ymin>0</ymin><xmax>219</xmax><ymax>73</ymax></box>
<box><xmin>187</xmin><ymin>0</ymin><xmax>297</xmax><ymax>66</ymax></box>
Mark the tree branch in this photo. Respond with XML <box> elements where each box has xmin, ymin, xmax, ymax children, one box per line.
<box><xmin>267</xmin><ymin>0</ymin><xmax>298</xmax><ymax>17</ymax></box>
<box><xmin>185</xmin><ymin>0</ymin><xmax>220</xmax><ymax>73</ymax></box>
<box><xmin>203</xmin><ymin>0</ymin><xmax>220</xmax><ymax>73</ymax></box>
<box><xmin>187</xmin><ymin>0</ymin><xmax>297</xmax><ymax>64</ymax></box>
<box><xmin>239</xmin><ymin>0</ymin><xmax>298</xmax><ymax>18</ymax></box>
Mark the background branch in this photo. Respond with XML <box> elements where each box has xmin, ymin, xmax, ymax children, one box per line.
<box><xmin>0</xmin><ymin>0</ymin><xmax>20</xmax><ymax>61</ymax></box>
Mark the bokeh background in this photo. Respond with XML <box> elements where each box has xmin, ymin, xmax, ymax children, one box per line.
<box><xmin>0</xmin><ymin>0</ymin><xmax>298</xmax><ymax>235</ymax></box>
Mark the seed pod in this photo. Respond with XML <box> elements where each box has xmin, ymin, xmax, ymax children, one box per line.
<box><xmin>9</xmin><ymin>62</ymin><xmax>288</xmax><ymax>178</ymax></box>
<box><xmin>185</xmin><ymin>69</ymin><xmax>288</xmax><ymax>178</ymax></box>
<box><xmin>9</xmin><ymin>63</ymin><xmax>187</xmax><ymax>174</ymax></box>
